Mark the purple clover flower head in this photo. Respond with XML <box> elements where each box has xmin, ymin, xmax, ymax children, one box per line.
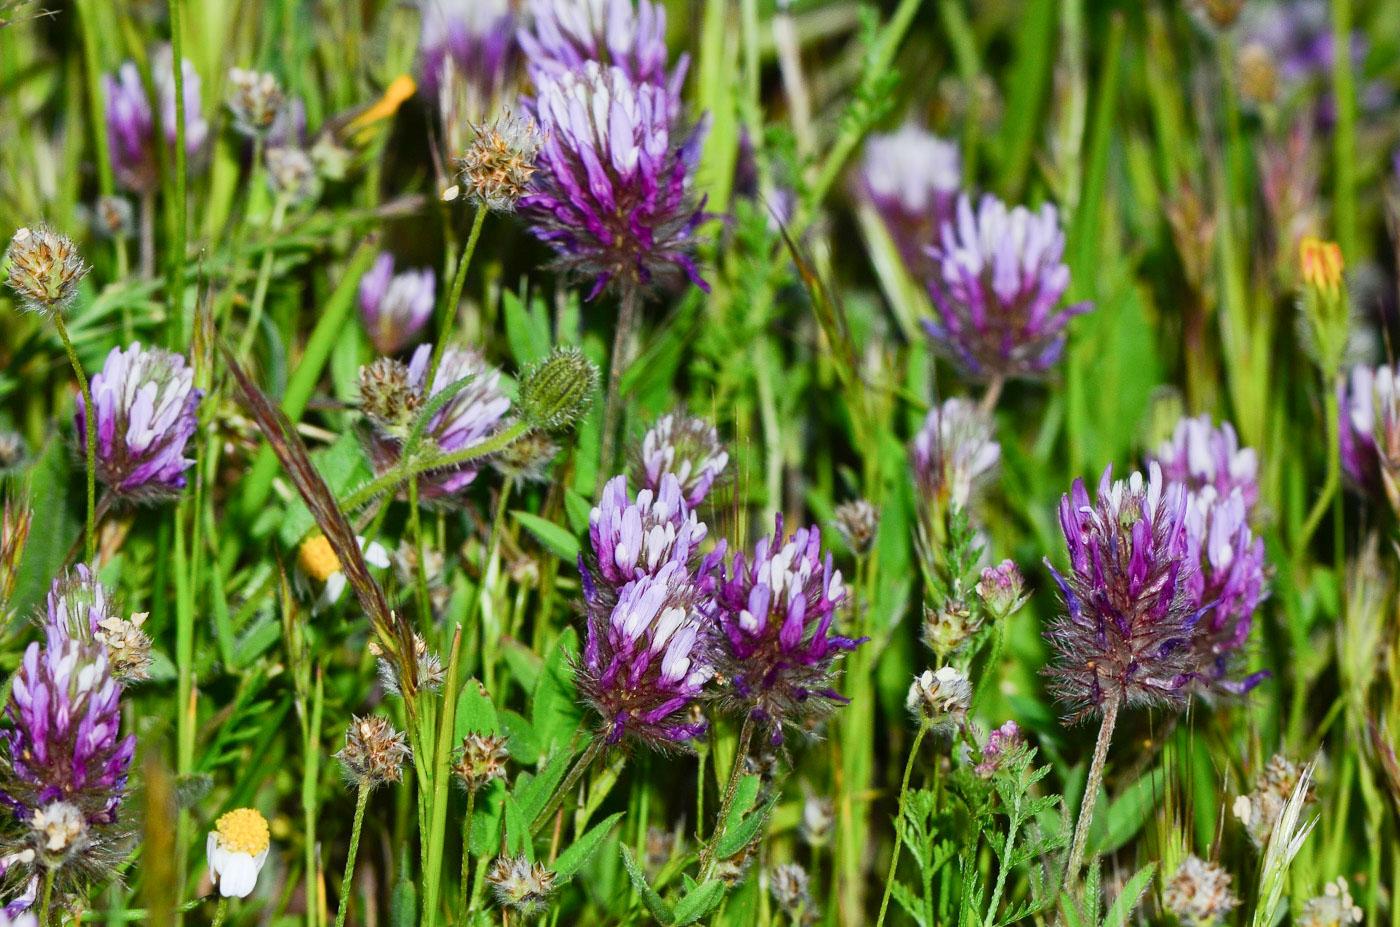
<box><xmin>637</xmin><ymin>412</ymin><xmax>728</xmax><ymax>508</ymax></box>
<box><xmin>75</xmin><ymin>343</ymin><xmax>202</xmax><ymax>502</ymax></box>
<box><xmin>583</xmin><ymin>473</ymin><xmax>718</xmax><ymax>609</ymax></box>
<box><xmin>519</xmin><ymin>0</ymin><xmax>683</xmax><ymax>97</ymax></box>
<box><xmin>924</xmin><ymin>194</ymin><xmax>1091</xmax><ymax>382</ymax></box>
<box><xmin>45</xmin><ymin>565</ymin><xmax>117</xmax><ymax>644</ymax></box>
<box><xmin>103</xmin><ymin>52</ymin><xmax>207</xmax><ymax>195</ymax></box>
<box><xmin>1338</xmin><ymin>363</ymin><xmax>1381</xmax><ymax>491</ymax></box>
<box><xmin>419</xmin><ymin>0</ymin><xmax>515</xmax><ymax>98</ymax></box>
<box><xmin>1183</xmin><ymin>488</ymin><xmax>1269</xmax><ymax>695</ymax></box>
<box><xmin>358</xmin><ymin>253</ymin><xmax>437</xmax><ymax>355</ymax></box>
<box><xmin>712</xmin><ymin>519</ymin><xmax>865</xmax><ymax>743</ymax></box>
<box><xmin>909</xmin><ymin>398</ymin><xmax>1000</xmax><ymax>511</ymax></box>
<box><xmin>367</xmin><ymin>344</ymin><xmax>511</xmax><ymax>502</ymax></box>
<box><xmin>520</xmin><ymin>62</ymin><xmax>708</xmax><ymax>299</ymax></box>
<box><xmin>857</xmin><ymin>124</ymin><xmax>961</xmax><ymax>277</ymax></box>
<box><xmin>576</xmin><ymin>561</ymin><xmax>713</xmax><ymax>751</ymax></box>
<box><xmin>1150</xmin><ymin>414</ymin><xmax>1260</xmax><ymax>514</ymax></box>
<box><xmin>1</xmin><ymin>627</ymin><xmax>135</xmax><ymax>827</ymax></box>
<box><xmin>1043</xmin><ymin>463</ymin><xmax>1199</xmax><ymax>721</ymax></box>
<box><xmin>973</xmin><ymin>721</ymin><xmax>1026</xmax><ymax>778</ymax></box>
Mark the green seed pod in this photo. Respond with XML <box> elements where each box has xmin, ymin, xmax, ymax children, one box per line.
<box><xmin>518</xmin><ymin>346</ymin><xmax>599</xmax><ymax>430</ymax></box>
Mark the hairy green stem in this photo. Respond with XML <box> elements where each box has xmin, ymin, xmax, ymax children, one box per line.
<box><xmin>700</xmin><ymin>714</ymin><xmax>756</xmax><ymax>879</ymax></box>
<box><xmin>429</xmin><ymin>206</ymin><xmax>488</xmax><ymax>386</ymax></box>
<box><xmin>531</xmin><ymin>739</ymin><xmax>604</xmax><ymax>834</ymax></box>
<box><xmin>1297</xmin><ymin>384</ymin><xmax>1341</xmax><ymax>554</ymax></box>
<box><xmin>209</xmin><ymin>898</ymin><xmax>230</xmax><ymax>927</ymax></box>
<box><xmin>599</xmin><ymin>284</ymin><xmax>640</xmax><ymax>485</ymax></box>
<box><xmin>52</xmin><ymin>314</ymin><xmax>96</xmax><ymax>563</ymax></box>
<box><xmin>339</xmin><ymin>420</ymin><xmax>531</xmax><ymax>512</ymax></box>
<box><xmin>1066</xmin><ymin>698</ymin><xmax>1119</xmax><ymax>888</ymax></box>
<box><xmin>874</xmin><ymin>724</ymin><xmax>927</xmax><ymax>927</ymax></box>
<box><xmin>457</xmin><ymin>789</ymin><xmax>477</xmax><ymax>921</ymax></box>
<box><xmin>334</xmin><ymin>784</ymin><xmax>370</xmax><ymax>927</ymax></box>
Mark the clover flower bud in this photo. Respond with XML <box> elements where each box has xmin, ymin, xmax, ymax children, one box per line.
<box><xmin>453</xmin><ymin>732</ymin><xmax>510</xmax><ymax>792</ymax></box>
<box><xmin>922</xmin><ymin>599</ymin><xmax>982</xmax><ymax>658</ymax></box>
<box><xmin>973</xmin><ymin>721</ymin><xmax>1026</xmax><ymax>777</ymax></box>
<box><xmin>5</xmin><ymin>227</ymin><xmax>90</xmax><ymax>316</ymax></box>
<box><xmin>1163</xmin><ymin>856</ymin><xmax>1240</xmax><ymax>927</ymax></box>
<box><xmin>906</xmin><ymin>667</ymin><xmax>972</xmax><ymax>728</ymax></box>
<box><xmin>486</xmin><ymin>854</ymin><xmax>557</xmax><ymax>916</ymax></box>
<box><xmin>518</xmin><ymin>345</ymin><xmax>599</xmax><ymax>430</ymax></box>
<box><xmin>93</xmin><ymin>196</ymin><xmax>135</xmax><ymax>240</ymax></box>
<box><xmin>336</xmin><ymin>715</ymin><xmax>411</xmax><ymax>788</ymax></box>
<box><xmin>975</xmin><ymin>560</ymin><xmax>1028</xmax><ymax>622</ymax></box>
<box><xmin>265</xmin><ymin>146</ymin><xmax>320</xmax><ymax>204</ymax></box>
<box><xmin>769</xmin><ymin>863</ymin><xmax>818</xmax><ymax>924</ymax></box>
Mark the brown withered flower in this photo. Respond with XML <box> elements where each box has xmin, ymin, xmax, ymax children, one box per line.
<box><xmin>457</xmin><ymin>111</ymin><xmax>543</xmax><ymax>213</ymax></box>
<box><xmin>336</xmin><ymin>714</ymin><xmax>411</xmax><ymax>788</ymax></box>
<box><xmin>358</xmin><ymin>357</ymin><xmax>423</xmax><ymax>437</ymax></box>
<box><xmin>5</xmin><ymin>226</ymin><xmax>90</xmax><ymax>315</ymax></box>
<box><xmin>486</xmin><ymin>854</ymin><xmax>557</xmax><ymax>915</ymax></box>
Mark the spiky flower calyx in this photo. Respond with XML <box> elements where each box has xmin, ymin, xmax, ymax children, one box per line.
<box><xmin>924</xmin><ymin>194</ymin><xmax>1091</xmax><ymax>382</ymax></box>
<box><xmin>359</xmin><ymin>357</ymin><xmax>424</xmax><ymax>437</ymax></box>
<box><xmin>486</xmin><ymin>854</ymin><xmax>557</xmax><ymax>915</ymax></box>
<box><xmin>517</xmin><ymin>345</ymin><xmax>599</xmax><ymax>430</ymax></box>
<box><xmin>453</xmin><ymin>732</ymin><xmax>510</xmax><ymax>791</ymax></box>
<box><xmin>1163</xmin><ymin>856</ymin><xmax>1240</xmax><ymax>927</ymax></box>
<box><xmin>75</xmin><ymin>343</ymin><xmax>202</xmax><ymax>502</ymax></box>
<box><xmin>457</xmin><ymin>112</ymin><xmax>543</xmax><ymax>213</ymax></box>
<box><xmin>635</xmin><ymin>412</ymin><xmax>729</xmax><ymax>509</ymax></box>
<box><xmin>1042</xmin><ymin>463</ymin><xmax>1198</xmax><ymax>721</ymax></box>
<box><xmin>711</xmin><ymin>520</ymin><xmax>864</xmax><ymax>743</ymax></box>
<box><xmin>336</xmin><ymin>715</ymin><xmax>411</xmax><ymax>788</ymax></box>
<box><xmin>5</xmin><ymin>227</ymin><xmax>90</xmax><ymax>316</ymax></box>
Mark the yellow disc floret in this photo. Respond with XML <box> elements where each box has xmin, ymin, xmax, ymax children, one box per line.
<box><xmin>297</xmin><ymin>534</ymin><xmax>341</xmax><ymax>583</ymax></box>
<box><xmin>215</xmin><ymin>808</ymin><xmax>270</xmax><ymax>856</ymax></box>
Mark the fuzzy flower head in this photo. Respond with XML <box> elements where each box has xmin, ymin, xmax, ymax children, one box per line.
<box><xmin>910</xmin><ymin>398</ymin><xmax>1000</xmax><ymax>513</ymax></box>
<box><xmin>636</xmin><ymin>413</ymin><xmax>729</xmax><ymax>509</ymax></box>
<box><xmin>1163</xmin><ymin>856</ymin><xmax>1240</xmax><ymax>927</ymax></box>
<box><xmin>358</xmin><ymin>358</ymin><xmax>423</xmax><ymax>436</ymax></box>
<box><xmin>1043</xmin><ymin>463</ymin><xmax>1199</xmax><ymax>720</ymax></box>
<box><xmin>583</xmin><ymin>473</ymin><xmax>713</xmax><ymax>607</ymax></box>
<box><xmin>358</xmin><ymin>254</ymin><xmax>436</xmax><ymax>355</ymax></box>
<box><xmin>75</xmin><ymin>343</ymin><xmax>202</xmax><ymax>502</ymax></box>
<box><xmin>833</xmin><ymin>498</ymin><xmax>879</xmax><ymax>555</ymax></box>
<box><xmin>519</xmin><ymin>0</ymin><xmax>682</xmax><ymax>93</ymax></box>
<box><xmin>856</xmin><ymin>124</ymin><xmax>961</xmax><ymax>275</ymax></box>
<box><xmin>103</xmin><ymin>52</ymin><xmax>207</xmax><ymax>195</ymax></box>
<box><xmin>336</xmin><ymin>715</ymin><xmax>411</xmax><ymax>788</ymax></box>
<box><xmin>0</xmin><ymin>630</ymin><xmax>135</xmax><ymax>827</ymax></box>
<box><xmin>5</xmin><ymin>227</ymin><xmax>90</xmax><ymax>316</ymax></box>
<box><xmin>486</xmin><ymin>854</ymin><xmax>557</xmax><ymax>916</ymax></box>
<box><xmin>457</xmin><ymin>112</ymin><xmax>543</xmax><ymax>213</ymax></box>
<box><xmin>1151</xmin><ymin>415</ymin><xmax>1260</xmax><ymax>514</ymax></box>
<box><xmin>367</xmin><ymin>343</ymin><xmax>512</xmax><ymax>502</ymax></box>
<box><xmin>577</xmin><ymin>562</ymin><xmax>713</xmax><ymax>750</ymax></box>
<box><xmin>520</xmin><ymin>62</ymin><xmax>708</xmax><ymax>299</ymax></box>
<box><xmin>206</xmin><ymin>808</ymin><xmax>270</xmax><ymax>899</ymax></box>
<box><xmin>1232</xmin><ymin>754</ymin><xmax>1315</xmax><ymax>849</ymax></box>
<box><xmin>906</xmin><ymin>666</ymin><xmax>971</xmax><ymax>728</ymax></box>
<box><xmin>924</xmin><ymin>194</ymin><xmax>1091</xmax><ymax>382</ymax></box>
<box><xmin>712</xmin><ymin>520</ymin><xmax>864</xmax><ymax>743</ymax></box>
<box><xmin>1183</xmin><ymin>488</ymin><xmax>1269</xmax><ymax>694</ymax></box>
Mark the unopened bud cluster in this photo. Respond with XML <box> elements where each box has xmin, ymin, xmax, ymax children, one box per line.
<box><xmin>336</xmin><ymin>715</ymin><xmax>411</xmax><ymax>788</ymax></box>
<box><xmin>517</xmin><ymin>346</ymin><xmax>598</xmax><ymax>430</ymax></box>
<box><xmin>486</xmin><ymin>854</ymin><xmax>557</xmax><ymax>915</ymax></box>
<box><xmin>453</xmin><ymin>732</ymin><xmax>510</xmax><ymax>792</ymax></box>
<box><xmin>359</xmin><ymin>357</ymin><xmax>423</xmax><ymax>436</ymax></box>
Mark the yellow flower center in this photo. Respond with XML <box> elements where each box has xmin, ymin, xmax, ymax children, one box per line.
<box><xmin>298</xmin><ymin>535</ymin><xmax>341</xmax><ymax>583</ymax></box>
<box><xmin>1300</xmin><ymin>237</ymin><xmax>1343</xmax><ymax>294</ymax></box>
<box><xmin>215</xmin><ymin>808</ymin><xmax>270</xmax><ymax>856</ymax></box>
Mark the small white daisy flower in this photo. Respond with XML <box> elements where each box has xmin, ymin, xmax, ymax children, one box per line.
<box><xmin>206</xmin><ymin>807</ymin><xmax>271</xmax><ymax>899</ymax></box>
